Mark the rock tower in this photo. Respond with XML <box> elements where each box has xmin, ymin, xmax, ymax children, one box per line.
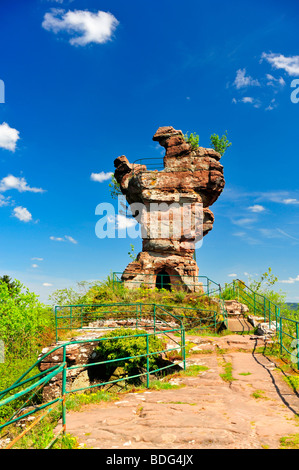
<box><xmin>113</xmin><ymin>126</ymin><xmax>225</xmax><ymax>292</ymax></box>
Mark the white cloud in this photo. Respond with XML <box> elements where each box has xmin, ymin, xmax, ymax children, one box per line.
<box><xmin>259</xmin><ymin>228</ymin><xmax>280</xmax><ymax>239</ymax></box>
<box><xmin>50</xmin><ymin>235</ymin><xmax>78</xmax><ymax>243</ymax></box>
<box><xmin>0</xmin><ymin>194</ymin><xmax>12</xmax><ymax>207</ymax></box>
<box><xmin>232</xmin><ymin>231</ymin><xmax>260</xmax><ymax>245</ymax></box>
<box><xmin>228</xmin><ymin>273</ymin><xmax>237</xmax><ymax>277</ymax></box>
<box><xmin>282</xmin><ymin>198</ymin><xmax>299</xmax><ymax>205</ymax></box>
<box><xmin>262</xmin><ymin>52</ymin><xmax>299</xmax><ymax>76</ymax></box>
<box><xmin>42</xmin><ymin>8</ymin><xmax>119</xmax><ymax>46</ymax></box>
<box><xmin>32</xmin><ymin>264</ymin><xmax>39</xmax><ymax>268</ymax></box>
<box><xmin>90</xmin><ymin>171</ymin><xmax>113</xmax><ymax>183</ymax></box>
<box><xmin>43</xmin><ymin>282</ymin><xmax>53</xmax><ymax>287</ymax></box>
<box><xmin>232</xmin><ymin>217</ymin><xmax>256</xmax><ymax>227</ymax></box>
<box><xmin>0</xmin><ymin>175</ymin><xmax>45</xmax><ymax>193</ymax></box>
<box><xmin>259</xmin><ymin>228</ymin><xmax>299</xmax><ymax>241</ymax></box>
<box><xmin>248</xmin><ymin>204</ymin><xmax>265</xmax><ymax>213</ymax></box>
<box><xmin>107</xmin><ymin>214</ymin><xmax>137</xmax><ymax>229</ymax></box>
<box><xmin>279</xmin><ymin>275</ymin><xmax>299</xmax><ymax>284</ymax></box>
<box><xmin>241</xmin><ymin>96</ymin><xmax>254</xmax><ymax>103</ymax></box>
<box><xmin>64</xmin><ymin>235</ymin><xmax>78</xmax><ymax>244</ymax></box>
<box><xmin>233</xmin><ymin>68</ymin><xmax>260</xmax><ymax>89</ymax></box>
<box><xmin>276</xmin><ymin>229</ymin><xmax>299</xmax><ymax>241</ymax></box>
<box><xmin>13</xmin><ymin>206</ymin><xmax>32</xmax><ymax>223</ymax></box>
<box><xmin>233</xmin><ymin>231</ymin><xmax>246</xmax><ymax>237</ymax></box>
<box><xmin>265</xmin><ymin>98</ymin><xmax>277</xmax><ymax>111</ymax></box>
<box><xmin>32</xmin><ymin>257</ymin><xmax>43</xmax><ymax>261</ymax></box>
<box><xmin>0</xmin><ymin>123</ymin><xmax>20</xmax><ymax>152</ymax></box>
<box><xmin>233</xmin><ymin>96</ymin><xmax>261</xmax><ymax>108</ymax></box>
<box><xmin>266</xmin><ymin>74</ymin><xmax>286</xmax><ymax>87</ymax></box>
<box><xmin>50</xmin><ymin>236</ymin><xmax>65</xmax><ymax>242</ymax></box>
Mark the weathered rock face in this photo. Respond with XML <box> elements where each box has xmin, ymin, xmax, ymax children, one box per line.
<box><xmin>114</xmin><ymin>126</ymin><xmax>225</xmax><ymax>291</ymax></box>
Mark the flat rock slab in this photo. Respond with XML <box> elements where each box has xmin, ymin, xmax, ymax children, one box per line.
<box><xmin>60</xmin><ymin>335</ymin><xmax>299</xmax><ymax>449</ymax></box>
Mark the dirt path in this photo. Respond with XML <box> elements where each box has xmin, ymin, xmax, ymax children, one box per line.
<box><xmin>61</xmin><ymin>335</ymin><xmax>299</xmax><ymax>449</ymax></box>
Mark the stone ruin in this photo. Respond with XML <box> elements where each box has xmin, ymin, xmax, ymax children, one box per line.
<box><xmin>114</xmin><ymin>126</ymin><xmax>225</xmax><ymax>292</ymax></box>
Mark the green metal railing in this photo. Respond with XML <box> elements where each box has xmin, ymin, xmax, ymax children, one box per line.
<box><xmin>3</xmin><ymin>275</ymin><xmax>299</xmax><ymax>449</ymax></box>
<box><xmin>112</xmin><ymin>272</ymin><xmax>228</xmax><ymax>329</ymax></box>
<box><xmin>0</xmin><ymin>320</ymin><xmax>185</xmax><ymax>448</ymax></box>
<box><xmin>132</xmin><ymin>158</ymin><xmax>164</xmax><ymax>175</ymax></box>
<box><xmin>222</xmin><ymin>279</ymin><xmax>299</xmax><ymax>366</ymax></box>
<box><xmin>54</xmin><ymin>302</ymin><xmax>184</xmax><ymax>341</ymax></box>
<box><xmin>112</xmin><ymin>272</ymin><xmax>220</xmax><ymax>296</ymax></box>
<box><xmin>225</xmin><ymin>279</ymin><xmax>280</xmax><ymax>330</ymax></box>
<box><xmin>55</xmin><ymin>300</ymin><xmax>226</xmax><ymax>342</ymax></box>
<box><xmin>278</xmin><ymin>315</ymin><xmax>299</xmax><ymax>370</ymax></box>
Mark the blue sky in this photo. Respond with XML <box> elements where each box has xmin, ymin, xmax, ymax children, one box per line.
<box><xmin>1</xmin><ymin>0</ymin><xmax>299</xmax><ymax>303</ymax></box>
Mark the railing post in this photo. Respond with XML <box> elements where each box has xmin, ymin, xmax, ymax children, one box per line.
<box><xmin>146</xmin><ymin>334</ymin><xmax>150</xmax><ymax>388</ymax></box>
<box><xmin>279</xmin><ymin>316</ymin><xmax>282</xmax><ymax>355</ymax></box>
<box><xmin>296</xmin><ymin>322</ymin><xmax>299</xmax><ymax>371</ymax></box>
<box><xmin>62</xmin><ymin>345</ymin><xmax>67</xmax><ymax>436</ymax></box>
<box><xmin>181</xmin><ymin>325</ymin><xmax>186</xmax><ymax>370</ymax></box>
<box><xmin>55</xmin><ymin>307</ymin><xmax>58</xmax><ymax>342</ymax></box>
<box><xmin>70</xmin><ymin>306</ymin><xmax>73</xmax><ymax>331</ymax></box>
<box><xmin>264</xmin><ymin>296</ymin><xmax>266</xmax><ymax>321</ymax></box>
<box><xmin>153</xmin><ymin>304</ymin><xmax>156</xmax><ymax>337</ymax></box>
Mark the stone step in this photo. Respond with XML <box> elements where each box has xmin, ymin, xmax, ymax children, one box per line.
<box><xmin>226</xmin><ymin>317</ymin><xmax>253</xmax><ymax>333</ymax></box>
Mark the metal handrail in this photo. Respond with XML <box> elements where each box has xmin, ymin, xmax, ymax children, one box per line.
<box><xmin>132</xmin><ymin>158</ymin><xmax>164</xmax><ymax>175</ymax></box>
<box><xmin>0</xmin><ymin>324</ymin><xmax>185</xmax><ymax>448</ymax></box>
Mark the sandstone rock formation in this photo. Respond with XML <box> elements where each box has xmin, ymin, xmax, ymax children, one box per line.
<box><xmin>114</xmin><ymin>126</ymin><xmax>225</xmax><ymax>292</ymax></box>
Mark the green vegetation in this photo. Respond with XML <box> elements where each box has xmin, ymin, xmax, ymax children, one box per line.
<box><xmin>108</xmin><ymin>174</ymin><xmax>122</xmax><ymax>199</ymax></box>
<box><xmin>0</xmin><ymin>275</ymin><xmax>20</xmax><ymax>296</ymax></box>
<box><xmin>178</xmin><ymin>364</ymin><xmax>209</xmax><ymax>376</ymax></box>
<box><xmin>210</xmin><ymin>131</ymin><xmax>232</xmax><ymax>156</ymax></box>
<box><xmin>283</xmin><ymin>374</ymin><xmax>299</xmax><ymax>392</ymax></box>
<box><xmin>49</xmin><ymin>273</ymin><xmax>220</xmax><ymax>320</ymax></box>
<box><xmin>219</xmin><ymin>361</ymin><xmax>235</xmax><ymax>382</ymax></box>
<box><xmin>2</xmin><ymin>266</ymin><xmax>299</xmax><ymax>448</ymax></box>
<box><xmin>128</xmin><ymin>243</ymin><xmax>137</xmax><ymax>261</ymax></box>
<box><xmin>183</xmin><ymin>131</ymin><xmax>200</xmax><ymax>149</ymax></box>
<box><xmin>0</xmin><ymin>277</ymin><xmax>55</xmax><ymax>422</ymax></box>
<box><xmin>65</xmin><ymin>390</ymin><xmax>119</xmax><ymax>411</ymax></box>
<box><xmin>251</xmin><ymin>389</ymin><xmax>267</xmax><ymax>399</ymax></box>
<box><xmin>94</xmin><ymin>328</ymin><xmax>164</xmax><ymax>383</ymax></box>
<box><xmin>183</xmin><ymin>130</ymin><xmax>232</xmax><ymax>155</ymax></box>
<box><xmin>0</xmin><ymin>278</ymin><xmax>54</xmax><ymax>356</ymax></box>
<box><xmin>147</xmin><ymin>380</ymin><xmax>182</xmax><ymax>390</ymax></box>
<box><xmin>280</xmin><ymin>433</ymin><xmax>299</xmax><ymax>449</ymax></box>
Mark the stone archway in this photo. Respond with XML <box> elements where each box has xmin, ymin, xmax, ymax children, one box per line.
<box><xmin>156</xmin><ymin>268</ymin><xmax>171</xmax><ymax>291</ymax></box>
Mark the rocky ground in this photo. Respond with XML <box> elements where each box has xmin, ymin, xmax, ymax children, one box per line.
<box><xmin>60</xmin><ymin>334</ymin><xmax>299</xmax><ymax>449</ymax></box>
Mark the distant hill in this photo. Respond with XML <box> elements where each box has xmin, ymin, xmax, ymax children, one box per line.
<box><xmin>286</xmin><ymin>303</ymin><xmax>299</xmax><ymax>311</ymax></box>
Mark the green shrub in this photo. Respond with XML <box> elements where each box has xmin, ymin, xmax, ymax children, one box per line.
<box><xmin>210</xmin><ymin>131</ymin><xmax>232</xmax><ymax>155</ymax></box>
<box><xmin>183</xmin><ymin>132</ymin><xmax>199</xmax><ymax>149</ymax></box>
<box><xmin>0</xmin><ymin>279</ymin><xmax>54</xmax><ymax>357</ymax></box>
<box><xmin>94</xmin><ymin>328</ymin><xmax>164</xmax><ymax>382</ymax></box>
<box><xmin>108</xmin><ymin>175</ymin><xmax>122</xmax><ymax>199</ymax></box>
